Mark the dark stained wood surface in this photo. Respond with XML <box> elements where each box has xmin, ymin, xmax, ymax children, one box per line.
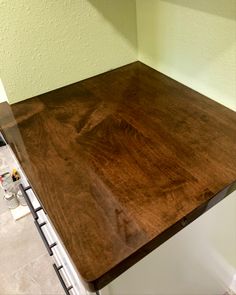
<box><xmin>0</xmin><ymin>62</ymin><xmax>236</xmax><ymax>291</ymax></box>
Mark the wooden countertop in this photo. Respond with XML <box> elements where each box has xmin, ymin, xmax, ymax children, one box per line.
<box><xmin>0</xmin><ymin>62</ymin><xmax>236</xmax><ymax>291</ymax></box>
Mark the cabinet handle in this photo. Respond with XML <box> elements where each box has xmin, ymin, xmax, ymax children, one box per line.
<box><xmin>19</xmin><ymin>184</ymin><xmax>42</xmax><ymax>220</ymax></box>
<box><xmin>53</xmin><ymin>264</ymin><xmax>73</xmax><ymax>295</ymax></box>
<box><xmin>34</xmin><ymin>220</ymin><xmax>57</xmax><ymax>256</ymax></box>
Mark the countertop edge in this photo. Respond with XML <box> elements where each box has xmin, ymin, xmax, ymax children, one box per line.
<box><xmin>87</xmin><ymin>181</ymin><xmax>236</xmax><ymax>291</ymax></box>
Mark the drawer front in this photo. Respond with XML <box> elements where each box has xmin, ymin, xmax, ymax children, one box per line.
<box><xmin>26</xmin><ymin>189</ymin><xmax>92</xmax><ymax>295</ymax></box>
<box><xmin>38</xmin><ymin>210</ymin><xmax>90</xmax><ymax>295</ymax></box>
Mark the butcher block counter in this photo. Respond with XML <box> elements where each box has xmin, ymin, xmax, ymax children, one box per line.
<box><xmin>0</xmin><ymin>62</ymin><xmax>236</xmax><ymax>292</ymax></box>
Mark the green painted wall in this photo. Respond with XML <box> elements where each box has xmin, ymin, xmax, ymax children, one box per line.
<box><xmin>136</xmin><ymin>0</ymin><xmax>236</xmax><ymax>111</ymax></box>
<box><xmin>1</xmin><ymin>0</ymin><xmax>235</xmax><ymax>110</ymax></box>
<box><xmin>0</xmin><ymin>1</ymin><xmax>235</xmax><ymax>292</ymax></box>
<box><xmin>135</xmin><ymin>0</ymin><xmax>236</xmax><ymax>278</ymax></box>
<box><xmin>0</xmin><ymin>0</ymin><xmax>137</xmax><ymax>104</ymax></box>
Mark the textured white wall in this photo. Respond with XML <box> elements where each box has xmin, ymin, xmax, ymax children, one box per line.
<box><xmin>0</xmin><ymin>0</ymin><xmax>137</xmax><ymax>104</ymax></box>
<box><xmin>136</xmin><ymin>0</ymin><xmax>236</xmax><ymax>111</ymax></box>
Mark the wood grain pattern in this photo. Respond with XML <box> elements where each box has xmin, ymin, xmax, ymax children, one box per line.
<box><xmin>0</xmin><ymin>62</ymin><xmax>236</xmax><ymax>291</ymax></box>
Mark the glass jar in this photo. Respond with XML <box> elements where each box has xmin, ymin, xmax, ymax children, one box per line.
<box><xmin>4</xmin><ymin>191</ymin><xmax>19</xmax><ymax>209</ymax></box>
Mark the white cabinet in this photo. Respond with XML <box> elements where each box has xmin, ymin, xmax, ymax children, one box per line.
<box><xmin>104</xmin><ymin>191</ymin><xmax>236</xmax><ymax>295</ymax></box>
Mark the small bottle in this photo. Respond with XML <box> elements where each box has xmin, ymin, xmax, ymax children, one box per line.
<box><xmin>17</xmin><ymin>190</ymin><xmax>27</xmax><ymax>206</ymax></box>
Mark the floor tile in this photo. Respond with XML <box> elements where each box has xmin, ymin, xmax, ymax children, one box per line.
<box><xmin>0</xmin><ymin>212</ymin><xmax>46</xmax><ymax>279</ymax></box>
<box><xmin>0</xmin><ymin>189</ymin><xmax>8</xmax><ymax>215</ymax></box>
<box><xmin>0</xmin><ymin>268</ymin><xmax>40</xmax><ymax>295</ymax></box>
<box><xmin>22</xmin><ymin>254</ymin><xmax>64</xmax><ymax>295</ymax></box>
<box><xmin>0</xmin><ymin>254</ymin><xmax>64</xmax><ymax>295</ymax></box>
